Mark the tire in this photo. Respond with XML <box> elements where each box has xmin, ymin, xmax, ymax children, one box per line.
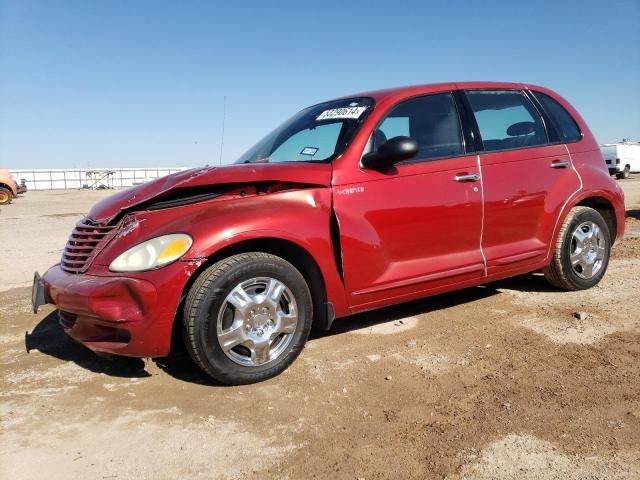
<box><xmin>622</xmin><ymin>166</ymin><xmax>630</xmax><ymax>179</ymax></box>
<box><xmin>183</xmin><ymin>252</ymin><xmax>313</xmax><ymax>385</ymax></box>
<box><xmin>616</xmin><ymin>166</ymin><xmax>630</xmax><ymax>179</ymax></box>
<box><xmin>0</xmin><ymin>187</ymin><xmax>12</xmax><ymax>205</ymax></box>
<box><xmin>543</xmin><ymin>206</ymin><xmax>611</xmax><ymax>291</ymax></box>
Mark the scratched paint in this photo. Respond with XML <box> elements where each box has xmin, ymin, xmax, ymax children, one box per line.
<box><xmin>117</xmin><ymin>218</ymin><xmax>143</xmax><ymax>238</ymax></box>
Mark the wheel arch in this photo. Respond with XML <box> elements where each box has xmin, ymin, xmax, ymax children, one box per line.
<box><xmin>546</xmin><ymin>188</ymin><xmax>624</xmax><ymax>264</ymax></box>
<box><xmin>177</xmin><ymin>237</ymin><xmax>334</xmax><ymax>340</ymax></box>
<box><xmin>575</xmin><ymin>196</ymin><xmax>617</xmax><ymax>243</ymax></box>
<box><xmin>0</xmin><ymin>182</ymin><xmax>15</xmax><ymax>194</ymax></box>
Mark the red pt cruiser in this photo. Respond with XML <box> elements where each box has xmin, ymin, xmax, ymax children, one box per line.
<box><xmin>33</xmin><ymin>82</ymin><xmax>625</xmax><ymax>385</ymax></box>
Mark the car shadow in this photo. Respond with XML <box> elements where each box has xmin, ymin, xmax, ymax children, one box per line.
<box><xmin>27</xmin><ymin>272</ymin><xmax>563</xmax><ymax>386</ymax></box>
<box><xmin>489</xmin><ymin>271</ymin><xmax>559</xmax><ymax>293</ymax></box>
<box><xmin>312</xmin><ymin>284</ymin><xmax>500</xmax><ymax>339</ymax></box>
<box><xmin>627</xmin><ymin>209</ymin><xmax>640</xmax><ymax>221</ymax></box>
<box><xmin>26</xmin><ymin>310</ymin><xmax>151</xmax><ymax>378</ymax></box>
<box><xmin>312</xmin><ymin>272</ymin><xmax>556</xmax><ymax>339</ymax></box>
<box><xmin>152</xmin><ymin>331</ymin><xmax>225</xmax><ymax>387</ymax></box>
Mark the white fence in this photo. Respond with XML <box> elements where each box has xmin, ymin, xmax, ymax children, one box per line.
<box><xmin>9</xmin><ymin>167</ymin><xmax>188</xmax><ymax>191</ymax></box>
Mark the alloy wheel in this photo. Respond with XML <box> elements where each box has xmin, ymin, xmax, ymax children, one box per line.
<box><xmin>569</xmin><ymin>221</ymin><xmax>606</xmax><ymax>279</ymax></box>
<box><xmin>215</xmin><ymin>277</ymin><xmax>298</xmax><ymax>366</ymax></box>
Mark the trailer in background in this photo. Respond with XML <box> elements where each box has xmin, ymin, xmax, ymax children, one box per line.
<box><xmin>600</xmin><ymin>142</ymin><xmax>640</xmax><ymax>179</ymax></box>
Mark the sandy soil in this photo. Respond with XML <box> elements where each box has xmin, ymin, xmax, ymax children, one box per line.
<box><xmin>1</xmin><ymin>177</ymin><xmax>639</xmax><ymax>479</ymax></box>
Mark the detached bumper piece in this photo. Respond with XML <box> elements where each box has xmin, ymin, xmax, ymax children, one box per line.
<box><xmin>31</xmin><ymin>272</ymin><xmax>47</xmax><ymax>313</ymax></box>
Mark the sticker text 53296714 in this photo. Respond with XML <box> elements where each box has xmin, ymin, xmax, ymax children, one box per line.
<box><xmin>316</xmin><ymin>106</ymin><xmax>367</xmax><ymax>121</ymax></box>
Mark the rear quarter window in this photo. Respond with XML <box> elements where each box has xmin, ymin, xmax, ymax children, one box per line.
<box><xmin>532</xmin><ymin>91</ymin><xmax>582</xmax><ymax>142</ymax></box>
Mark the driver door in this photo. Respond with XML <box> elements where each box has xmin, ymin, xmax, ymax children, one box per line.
<box><xmin>333</xmin><ymin>92</ymin><xmax>484</xmax><ymax>310</ymax></box>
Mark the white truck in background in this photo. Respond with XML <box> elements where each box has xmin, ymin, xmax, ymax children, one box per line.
<box><xmin>600</xmin><ymin>141</ymin><xmax>640</xmax><ymax>179</ymax></box>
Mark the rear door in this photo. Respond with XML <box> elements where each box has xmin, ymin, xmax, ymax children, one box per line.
<box><xmin>333</xmin><ymin>92</ymin><xmax>484</xmax><ymax>309</ymax></box>
<box><xmin>600</xmin><ymin>146</ymin><xmax>617</xmax><ymax>172</ymax></box>
<box><xmin>464</xmin><ymin>89</ymin><xmax>581</xmax><ymax>275</ymax></box>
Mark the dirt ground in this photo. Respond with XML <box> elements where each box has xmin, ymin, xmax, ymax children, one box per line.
<box><xmin>1</xmin><ymin>177</ymin><xmax>640</xmax><ymax>480</ymax></box>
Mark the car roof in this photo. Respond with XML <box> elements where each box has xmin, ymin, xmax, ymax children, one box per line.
<box><xmin>334</xmin><ymin>81</ymin><xmax>545</xmax><ymax>103</ymax></box>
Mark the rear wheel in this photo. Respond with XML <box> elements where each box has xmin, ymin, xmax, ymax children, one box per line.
<box><xmin>183</xmin><ymin>252</ymin><xmax>313</xmax><ymax>385</ymax></box>
<box><xmin>616</xmin><ymin>165</ymin><xmax>630</xmax><ymax>179</ymax></box>
<box><xmin>544</xmin><ymin>206</ymin><xmax>611</xmax><ymax>290</ymax></box>
<box><xmin>0</xmin><ymin>187</ymin><xmax>12</xmax><ymax>205</ymax></box>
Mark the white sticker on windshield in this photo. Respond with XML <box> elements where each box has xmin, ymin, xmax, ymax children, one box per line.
<box><xmin>316</xmin><ymin>106</ymin><xmax>367</xmax><ymax>121</ymax></box>
<box><xmin>300</xmin><ymin>147</ymin><xmax>319</xmax><ymax>156</ymax></box>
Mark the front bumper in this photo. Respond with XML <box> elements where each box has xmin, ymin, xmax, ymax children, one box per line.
<box><xmin>34</xmin><ymin>265</ymin><xmax>181</xmax><ymax>357</ymax></box>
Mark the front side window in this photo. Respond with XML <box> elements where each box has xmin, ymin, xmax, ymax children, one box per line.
<box><xmin>532</xmin><ymin>91</ymin><xmax>582</xmax><ymax>142</ymax></box>
<box><xmin>236</xmin><ymin>97</ymin><xmax>374</xmax><ymax>164</ymax></box>
<box><xmin>466</xmin><ymin>90</ymin><xmax>548</xmax><ymax>151</ymax></box>
<box><xmin>375</xmin><ymin>93</ymin><xmax>464</xmax><ymax>162</ymax></box>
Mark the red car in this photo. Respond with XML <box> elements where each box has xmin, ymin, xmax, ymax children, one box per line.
<box><xmin>32</xmin><ymin>82</ymin><xmax>625</xmax><ymax>385</ymax></box>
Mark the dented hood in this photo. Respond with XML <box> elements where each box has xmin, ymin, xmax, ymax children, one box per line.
<box><xmin>88</xmin><ymin>162</ymin><xmax>333</xmax><ymax>223</ymax></box>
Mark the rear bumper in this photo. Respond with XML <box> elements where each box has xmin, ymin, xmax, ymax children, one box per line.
<box><xmin>37</xmin><ymin>265</ymin><xmax>180</xmax><ymax>357</ymax></box>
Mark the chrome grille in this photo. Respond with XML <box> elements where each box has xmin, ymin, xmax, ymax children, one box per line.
<box><xmin>61</xmin><ymin>218</ymin><xmax>116</xmax><ymax>273</ymax></box>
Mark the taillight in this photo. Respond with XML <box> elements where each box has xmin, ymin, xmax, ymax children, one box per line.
<box><xmin>616</xmin><ymin>158</ymin><xmax>621</xmax><ymax>165</ymax></box>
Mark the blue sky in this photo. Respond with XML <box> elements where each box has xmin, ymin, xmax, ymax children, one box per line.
<box><xmin>1</xmin><ymin>0</ymin><xmax>638</xmax><ymax>169</ymax></box>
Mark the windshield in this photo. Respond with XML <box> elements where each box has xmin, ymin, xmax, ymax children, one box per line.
<box><xmin>236</xmin><ymin>97</ymin><xmax>374</xmax><ymax>164</ymax></box>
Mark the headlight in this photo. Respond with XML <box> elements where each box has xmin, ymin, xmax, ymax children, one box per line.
<box><xmin>109</xmin><ymin>234</ymin><xmax>193</xmax><ymax>272</ymax></box>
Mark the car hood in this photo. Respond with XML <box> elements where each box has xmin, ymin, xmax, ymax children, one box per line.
<box><xmin>88</xmin><ymin>162</ymin><xmax>333</xmax><ymax>223</ymax></box>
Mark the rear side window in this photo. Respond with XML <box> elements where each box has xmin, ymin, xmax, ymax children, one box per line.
<box><xmin>466</xmin><ymin>90</ymin><xmax>548</xmax><ymax>152</ymax></box>
<box><xmin>532</xmin><ymin>91</ymin><xmax>582</xmax><ymax>142</ymax></box>
<box><xmin>376</xmin><ymin>93</ymin><xmax>464</xmax><ymax>162</ymax></box>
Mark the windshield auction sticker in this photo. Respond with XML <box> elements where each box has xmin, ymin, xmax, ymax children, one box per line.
<box><xmin>316</xmin><ymin>106</ymin><xmax>367</xmax><ymax>121</ymax></box>
<box><xmin>300</xmin><ymin>147</ymin><xmax>319</xmax><ymax>156</ymax></box>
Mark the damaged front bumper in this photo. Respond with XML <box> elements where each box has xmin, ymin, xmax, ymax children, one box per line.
<box><xmin>32</xmin><ymin>262</ymin><xmax>192</xmax><ymax>357</ymax></box>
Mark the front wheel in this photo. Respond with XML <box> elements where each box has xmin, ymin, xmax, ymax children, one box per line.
<box><xmin>183</xmin><ymin>252</ymin><xmax>313</xmax><ymax>385</ymax></box>
<box><xmin>543</xmin><ymin>206</ymin><xmax>611</xmax><ymax>291</ymax></box>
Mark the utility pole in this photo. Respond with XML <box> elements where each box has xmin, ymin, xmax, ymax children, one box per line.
<box><xmin>219</xmin><ymin>96</ymin><xmax>226</xmax><ymax>165</ymax></box>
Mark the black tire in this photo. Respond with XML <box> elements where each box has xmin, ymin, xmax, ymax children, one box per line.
<box><xmin>543</xmin><ymin>206</ymin><xmax>611</xmax><ymax>291</ymax></box>
<box><xmin>183</xmin><ymin>252</ymin><xmax>313</xmax><ymax>385</ymax></box>
<box><xmin>622</xmin><ymin>166</ymin><xmax>630</xmax><ymax>179</ymax></box>
<box><xmin>0</xmin><ymin>187</ymin><xmax>12</xmax><ymax>205</ymax></box>
<box><xmin>616</xmin><ymin>166</ymin><xmax>630</xmax><ymax>179</ymax></box>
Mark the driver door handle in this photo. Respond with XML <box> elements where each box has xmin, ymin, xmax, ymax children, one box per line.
<box><xmin>454</xmin><ymin>173</ymin><xmax>481</xmax><ymax>182</ymax></box>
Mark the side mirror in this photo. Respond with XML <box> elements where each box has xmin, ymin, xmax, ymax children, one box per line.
<box><xmin>361</xmin><ymin>136</ymin><xmax>418</xmax><ymax>170</ymax></box>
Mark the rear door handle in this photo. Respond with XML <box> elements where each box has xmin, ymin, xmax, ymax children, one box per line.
<box><xmin>551</xmin><ymin>159</ymin><xmax>570</xmax><ymax>168</ymax></box>
<box><xmin>454</xmin><ymin>173</ymin><xmax>481</xmax><ymax>182</ymax></box>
